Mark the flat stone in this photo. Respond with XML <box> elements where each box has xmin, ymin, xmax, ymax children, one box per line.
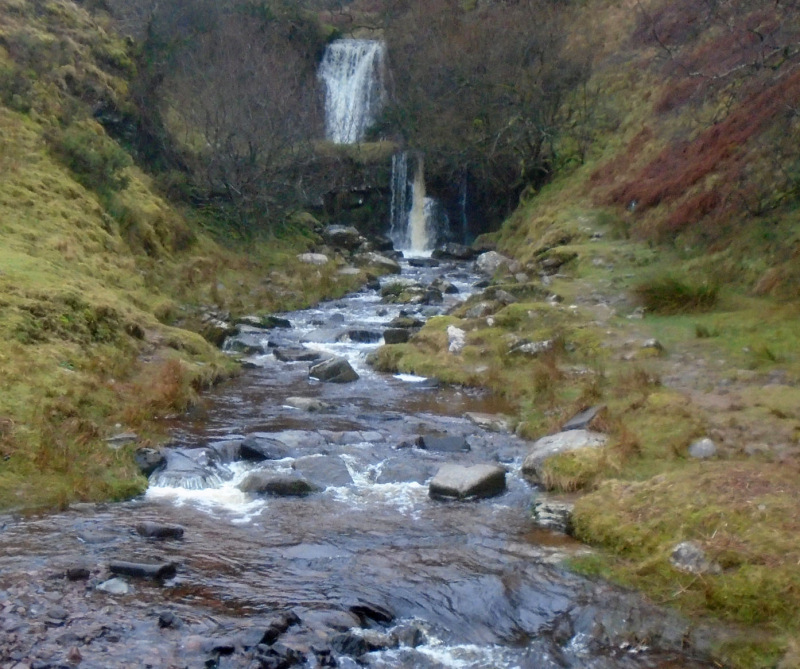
<box><xmin>292</xmin><ymin>455</ymin><xmax>353</xmax><ymax>488</ymax></box>
<box><xmin>135</xmin><ymin>521</ymin><xmax>185</xmax><ymax>540</ymax></box>
<box><xmin>285</xmin><ymin>397</ymin><xmax>332</xmax><ymax>412</ymax></box>
<box><xmin>416</xmin><ymin>434</ymin><xmax>470</xmax><ymax>452</ymax></box>
<box><xmin>240</xmin><ymin>434</ymin><xmax>294</xmax><ymax>460</ymax></box>
<box><xmin>464</xmin><ymin>412</ymin><xmax>512</xmax><ymax>433</ymax></box>
<box><xmin>273</xmin><ymin>347</ymin><xmax>324</xmax><ymax>363</ymax></box>
<box><xmin>562</xmin><ymin>405</ymin><xmax>605</xmax><ymax>431</ymax></box>
<box><xmin>429</xmin><ymin>464</ymin><xmax>507</xmax><ymax>500</ymax></box>
<box><xmin>522</xmin><ymin>430</ymin><xmax>608</xmax><ymax>483</ymax></box>
<box><xmin>109</xmin><ymin>561</ymin><xmax>177</xmax><ymax>579</ymax></box>
<box><xmin>238</xmin><ymin>473</ymin><xmax>320</xmax><ymax>496</ymax></box>
<box><xmin>532</xmin><ymin>498</ymin><xmax>574</xmax><ymax>534</ymax></box>
<box><xmin>96</xmin><ymin>578</ymin><xmax>130</xmax><ymax>595</ymax></box>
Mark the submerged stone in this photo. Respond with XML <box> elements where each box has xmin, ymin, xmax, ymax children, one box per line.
<box><xmin>309</xmin><ymin>356</ymin><xmax>359</xmax><ymax>383</ymax></box>
<box><xmin>429</xmin><ymin>464</ymin><xmax>506</xmax><ymax>500</ymax></box>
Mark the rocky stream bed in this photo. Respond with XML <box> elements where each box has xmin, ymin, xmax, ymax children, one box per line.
<box><xmin>0</xmin><ymin>254</ymin><xmax>717</xmax><ymax>669</ymax></box>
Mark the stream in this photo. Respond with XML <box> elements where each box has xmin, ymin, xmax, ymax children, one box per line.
<box><xmin>0</xmin><ymin>257</ymin><xmax>714</xmax><ymax>669</ymax></box>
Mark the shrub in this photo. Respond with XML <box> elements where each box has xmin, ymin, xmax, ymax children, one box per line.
<box><xmin>633</xmin><ymin>275</ymin><xmax>719</xmax><ymax>314</ymax></box>
<box><xmin>49</xmin><ymin>121</ymin><xmax>132</xmax><ymax>194</ymax></box>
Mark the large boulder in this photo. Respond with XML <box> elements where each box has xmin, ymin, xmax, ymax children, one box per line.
<box><xmin>240</xmin><ymin>434</ymin><xmax>294</xmax><ymax>461</ymax></box>
<box><xmin>429</xmin><ymin>464</ymin><xmax>506</xmax><ymax>500</ymax></box>
<box><xmin>239</xmin><ymin>473</ymin><xmax>320</xmax><ymax>496</ymax></box>
<box><xmin>292</xmin><ymin>455</ymin><xmax>353</xmax><ymax>488</ymax></box>
<box><xmin>322</xmin><ymin>225</ymin><xmax>363</xmax><ymax>251</ymax></box>
<box><xmin>383</xmin><ymin>328</ymin><xmax>411</xmax><ymax>344</ymax></box>
<box><xmin>475</xmin><ymin>251</ymin><xmax>513</xmax><ymax>276</ymax></box>
<box><xmin>353</xmin><ymin>252</ymin><xmax>402</xmax><ymax>275</ymax></box>
<box><xmin>432</xmin><ymin>243</ymin><xmax>478</xmax><ymax>261</ymax></box>
<box><xmin>309</xmin><ymin>356</ymin><xmax>359</xmax><ymax>383</ymax></box>
<box><xmin>521</xmin><ymin>430</ymin><xmax>608</xmax><ymax>483</ymax></box>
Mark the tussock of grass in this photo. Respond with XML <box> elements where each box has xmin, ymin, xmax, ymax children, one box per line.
<box><xmin>633</xmin><ymin>275</ymin><xmax>719</xmax><ymax>314</ymax></box>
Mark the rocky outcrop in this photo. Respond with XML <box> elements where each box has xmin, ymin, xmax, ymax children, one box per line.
<box><xmin>309</xmin><ymin>356</ymin><xmax>359</xmax><ymax>383</ymax></box>
<box><xmin>475</xmin><ymin>250</ymin><xmax>513</xmax><ymax>276</ymax></box>
<box><xmin>353</xmin><ymin>251</ymin><xmax>401</xmax><ymax>275</ymax></box>
<box><xmin>292</xmin><ymin>455</ymin><xmax>353</xmax><ymax>488</ymax></box>
<box><xmin>429</xmin><ymin>464</ymin><xmax>506</xmax><ymax>500</ymax></box>
<box><xmin>522</xmin><ymin>430</ymin><xmax>608</xmax><ymax>483</ymax></box>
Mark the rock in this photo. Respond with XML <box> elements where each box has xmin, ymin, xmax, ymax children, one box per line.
<box><xmin>96</xmin><ymin>578</ymin><xmax>131</xmax><ymax>595</ymax></box>
<box><xmin>135</xmin><ymin>521</ymin><xmax>184</xmax><ymax>540</ymax></box>
<box><xmin>104</xmin><ymin>432</ymin><xmax>138</xmax><ymax>448</ymax></box>
<box><xmin>464</xmin><ymin>412</ymin><xmax>512</xmax><ymax>433</ymax></box>
<box><xmin>240</xmin><ymin>434</ymin><xmax>294</xmax><ymax>461</ymax></box>
<box><xmin>383</xmin><ymin>328</ymin><xmax>411</xmax><ymax>344</ymax></box>
<box><xmin>65</xmin><ymin>564</ymin><xmax>91</xmax><ymax>581</ymax></box>
<box><xmin>561</xmin><ymin>405</ymin><xmax>606</xmax><ymax>431</ymax></box>
<box><xmin>670</xmin><ymin>541</ymin><xmax>721</xmax><ymax>574</ymax></box>
<box><xmin>360</xmin><ymin>629</ymin><xmax>398</xmax><ymax>651</ymax></box>
<box><xmin>447</xmin><ymin>325</ymin><xmax>466</xmax><ymax>353</ymax></box>
<box><xmin>431</xmin><ymin>242</ymin><xmax>478</xmax><ymax>260</ymax></box>
<box><xmin>297</xmin><ymin>253</ymin><xmax>330</xmax><ymax>265</ymax></box>
<box><xmin>532</xmin><ymin>497</ymin><xmax>574</xmax><ymax>534</ymax></box>
<box><xmin>522</xmin><ymin>430</ymin><xmax>608</xmax><ymax>483</ymax></box>
<box><xmin>133</xmin><ymin>447</ymin><xmax>165</xmax><ymax>477</ymax></box>
<box><xmin>422</xmin><ymin>287</ymin><xmax>443</xmax><ymax>304</ymax></box>
<box><xmin>150</xmin><ymin>448</ymin><xmax>227</xmax><ymax>489</ymax></box>
<box><xmin>322</xmin><ymin>225</ymin><xmax>363</xmax><ymax>251</ymax></box>
<box><xmin>207</xmin><ymin>438</ymin><xmax>243</xmax><ymax>462</ymax></box>
<box><xmin>158</xmin><ymin>611</ymin><xmax>181</xmax><ymax>629</ymax></box>
<box><xmin>109</xmin><ymin>561</ymin><xmax>177</xmax><ymax>579</ymax></box>
<box><xmin>688</xmin><ymin>437</ymin><xmax>717</xmax><ymax>459</ymax></box>
<box><xmin>342</xmin><ymin>328</ymin><xmax>382</xmax><ymax>343</ymax></box>
<box><xmin>509</xmin><ymin>338</ymin><xmax>554</xmax><ymax>357</ymax></box>
<box><xmin>293</xmin><ymin>455</ymin><xmax>353</xmax><ymax>488</ymax></box>
<box><xmin>346</xmin><ymin>599</ymin><xmax>395</xmax><ymax>624</ymax></box>
<box><xmin>309</xmin><ymin>357</ymin><xmax>359</xmax><ymax>383</ymax></box>
<box><xmin>259</xmin><ymin>315</ymin><xmax>292</xmax><ymax>329</ymax></box>
<box><xmin>376</xmin><ymin>458</ymin><xmax>435</xmax><ymax>484</ymax></box>
<box><xmin>430</xmin><ymin>277</ymin><xmax>459</xmax><ymax>294</ymax></box>
<box><xmin>285</xmin><ymin>397</ymin><xmax>332</xmax><ymax>412</ymax></box>
<box><xmin>354</xmin><ymin>251</ymin><xmax>402</xmax><ymax>274</ymax></box>
<box><xmin>394</xmin><ymin>622</ymin><xmax>426</xmax><ymax>648</ymax></box>
<box><xmin>301</xmin><ymin>328</ymin><xmax>347</xmax><ymax>344</ymax></box>
<box><xmin>200</xmin><ymin>318</ymin><xmax>238</xmax><ymax>347</ymax></box>
<box><xmin>475</xmin><ymin>250</ymin><xmax>512</xmax><ymax>276</ymax></box>
<box><xmin>429</xmin><ymin>464</ymin><xmax>507</xmax><ymax>500</ymax></box>
<box><xmin>260</xmin><ymin>611</ymin><xmax>302</xmax><ymax>644</ymax></box>
<box><xmin>238</xmin><ymin>473</ymin><xmax>320</xmax><ymax>496</ymax></box>
<box><xmin>416</xmin><ymin>434</ymin><xmax>470</xmax><ymax>452</ymax></box>
<box><xmin>330</xmin><ymin>632</ymin><xmax>369</xmax><ymax>657</ymax></box>
<box><xmin>274</xmin><ymin>347</ymin><xmax>324</xmax><ymax>363</ymax></box>
<box><xmin>408</xmin><ymin>257</ymin><xmax>440</xmax><ymax>267</ymax></box>
<box><xmin>641</xmin><ymin>338</ymin><xmax>665</xmax><ymax>353</ymax></box>
<box><xmin>464</xmin><ymin>301</ymin><xmax>498</xmax><ymax>319</ymax></box>
<box><xmin>389</xmin><ymin>314</ymin><xmax>424</xmax><ymax>328</ymax></box>
<box><xmin>539</xmin><ymin>250</ymin><xmax>577</xmax><ymax>274</ymax></box>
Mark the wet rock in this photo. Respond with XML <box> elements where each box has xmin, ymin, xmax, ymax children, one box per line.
<box><xmin>285</xmin><ymin>397</ymin><xmax>332</xmax><ymax>413</ymax></box>
<box><xmin>361</xmin><ymin>629</ymin><xmax>399</xmax><ymax>651</ymax></box>
<box><xmin>532</xmin><ymin>497</ymin><xmax>574</xmax><ymax>534</ymax></box>
<box><xmin>322</xmin><ymin>225</ymin><xmax>363</xmax><ymax>251</ymax></box>
<box><xmin>240</xmin><ymin>434</ymin><xmax>294</xmax><ymax>461</ymax></box>
<box><xmin>269</xmin><ymin>430</ymin><xmax>328</xmax><ymax>451</ymax></box>
<box><xmin>309</xmin><ymin>357</ymin><xmax>359</xmax><ymax>383</ymax></box>
<box><xmin>376</xmin><ymin>458</ymin><xmax>435</xmax><ymax>484</ymax></box>
<box><xmin>389</xmin><ymin>313</ymin><xmax>425</xmax><ymax>328</ymax></box>
<box><xmin>688</xmin><ymin>437</ymin><xmax>717</xmax><ymax>459</ymax></box>
<box><xmin>430</xmin><ymin>277</ymin><xmax>459</xmax><ymax>294</ymax></box>
<box><xmin>260</xmin><ymin>315</ymin><xmax>292</xmax><ymax>329</ymax></box>
<box><xmin>273</xmin><ymin>347</ymin><xmax>324</xmax><ymax>363</ymax></box>
<box><xmin>297</xmin><ymin>252</ymin><xmax>329</xmax><ymax>265</ymax></box>
<box><xmin>343</xmin><ymin>328</ymin><xmax>382</xmax><ymax>343</ymax></box>
<box><xmin>109</xmin><ymin>560</ymin><xmax>178</xmax><ymax>579</ymax></box>
<box><xmin>301</xmin><ymin>328</ymin><xmax>347</xmax><ymax>344</ymax></box>
<box><xmin>151</xmin><ymin>448</ymin><xmax>228</xmax><ymax>489</ymax></box>
<box><xmin>447</xmin><ymin>325</ymin><xmax>466</xmax><ymax>353</ymax></box>
<box><xmin>157</xmin><ymin>610</ymin><xmax>181</xmax><ymax>629</ymax></box>
<box><xmin>65</xmin><ymin>564</ymin><xmax>91</xmax><ymax>581</ymax></box>
<box><xmin>522</xmin><ymin>430</ymin><xmax>608</xmax><ymax>484</ymax></box>
<box><xmin>96</xmin><ymin>578</ymin><xmax>130</xmax><ymax>595</ymax></box>
<box><xmin>135</xmin><ymin>521</ymin><xmax>185</xmax><ymax>540</ymax></box>
<box><xmin>239</xmin><ymin>473</ymin><xmax>320</xmax><ymax>496</ymax></box>
<box><xmin>293</xmin><ymin>455</ymin><xmax>353</xmax><ymax>488</ymax></box>
<box><xmin>416</xmin><ymin>434</ymin><xmax>470</xmax><ymax>452</ymax></box>
<box><xmin>408</xmin><ymin>257</ymin><xmax>440</xmax><ymax>267</ymax></box>
<box><xmin>464</xmin><ymin>301</ymin><xmax>498</xmax><ymax>318</ymax></box>
<box><xmin>393</xmin><ymin>622</ymin><xmax>426</xmax><ymax>648</ymax></box>
<box><xmin>464</xmin><ymin>412</ymin><xmax>512</xmax><ymax>433</ymax></box>
<box><xmin>354</xmin><ymin>251</ymin><xmax>402</xmax><ymax>275</ymax></box>
<box><xmin>260</xmin><ymin>611</ymin><xmax>301</xmax><ymax>645</ymax></box>
<box><xmin>347</xmin><ymin>600</ymin><xmax>395</xmax><ymax>624</ymax></box>
<box><xmin>383</xmin><ymin>328</ymin><xmax>411</xmax><ymax>344</ymax></box>
<box><xmin>133</xmin><ymin>447</ymin><xmax>165</xmax><ymax>477</ymax></box>
<box><xmin>475</xmin><ymin>250</ymin><xmax>512</xmax><ymax>276</ymax></box>
<box><xmin>670</xmin><ymin>541</ymin><xmax>721</xmax><ymax>574</ymax></box>
<box><xmin>422</xmin><ymin>287</ymin><xmax>443</xmax><ymax>304</ymax></box>
<box><xmin>429</xmin><ymin>464</ymin><xmax>507</xmax><ymax>500</ymax></box>
<box><xmin>561</xmin><ymin>405</ymin><xmax>605</xmax><ymax>431</ymax></box>
<box><xmin>208</xmin><ymin>438</ymin><xmax>243</xmax><ymax>462</ymax></box>
<box><xmin>432</xmin><ymin>242</ymin><xmax>478</xmax><ymax>260</ymax></box>
<box><xmin>225</xmin><ymin>335</ymin><xmax>268</xmax><ymax>356</ymax></box>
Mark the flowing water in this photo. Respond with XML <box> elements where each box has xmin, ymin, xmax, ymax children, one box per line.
<box><xmin>0</xmin><ymin>259</ymin><xmax>715</xmax><ymax>668</ymax></box>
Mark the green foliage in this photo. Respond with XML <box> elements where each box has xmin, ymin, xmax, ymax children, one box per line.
<box><xmin>49</xmin><ymin>122</ymin><xmax>132</xmax><ymax>194</ymax></box>
<box><xmin>633</xmin><ymin>275</ymin><xmax>719</xmax><ymax>314</ymax></box>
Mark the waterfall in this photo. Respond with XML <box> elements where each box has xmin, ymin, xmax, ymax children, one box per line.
<box><xmin>318</xmin><ymin>39</ymin><xmax>386</xmax><ymax>144</ymax></box>
<box><xmin>388</xmin><ymin>153</ymin><xmax>445</xmax><ymax>255</ymax></box>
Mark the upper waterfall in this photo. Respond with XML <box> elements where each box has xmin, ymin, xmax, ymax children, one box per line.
<box><xmin>319</xmin><ymin>39</ymin><xmax>386</xmax><ymax>144</ymax></box>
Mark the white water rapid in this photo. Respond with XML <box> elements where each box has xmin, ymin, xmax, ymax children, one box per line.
<box><xmin>389</xmin><ymin>153</ymin><xmax>443</xmax><ymax>255</ymax></box>
<box><xmin>319</xmin><ymin>39</ymin><xmax>386</xmax><ymax>144</ymax></box>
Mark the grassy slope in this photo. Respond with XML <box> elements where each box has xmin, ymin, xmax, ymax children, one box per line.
<box><xmin>373</xmin><ymin>0</ymin><xmax>800</xmax><ymax>665</ymax></box>
<box><xmin>0</xmin><ymin>0</ymin><xmax>367</xmax><ymax>511</ymax></box>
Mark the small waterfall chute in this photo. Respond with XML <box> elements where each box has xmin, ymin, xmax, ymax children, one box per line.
<box><xmin>319</xmin><ymin>39</ymin><xmax>386</xmax><ymax>144</ymax></box>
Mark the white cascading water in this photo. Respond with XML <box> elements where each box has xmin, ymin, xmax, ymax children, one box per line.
<box><xmin>388</xmin><ymin>151</ymin><xmax>410</xmax><ymax>248</ymax></box>
<box><xmin>389</xmin><ymin>153</ymin><xmax>441</xmax><ymax>255</ymax></box>
<box><xmin>318</xmin><ymin>39</ymin><xmax>386</xmax><ymax>144</ymax></box>
<box><xmin>409</xmin><ymin>155</ymin><xmax>431</xmax><ymax>252</ymax></box>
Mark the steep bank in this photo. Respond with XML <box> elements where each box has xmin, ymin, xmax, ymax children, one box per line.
<box><xmin>0</xmin><ymin>0</ymin><xmax>374</xmax><ymax>510</ymax></box>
